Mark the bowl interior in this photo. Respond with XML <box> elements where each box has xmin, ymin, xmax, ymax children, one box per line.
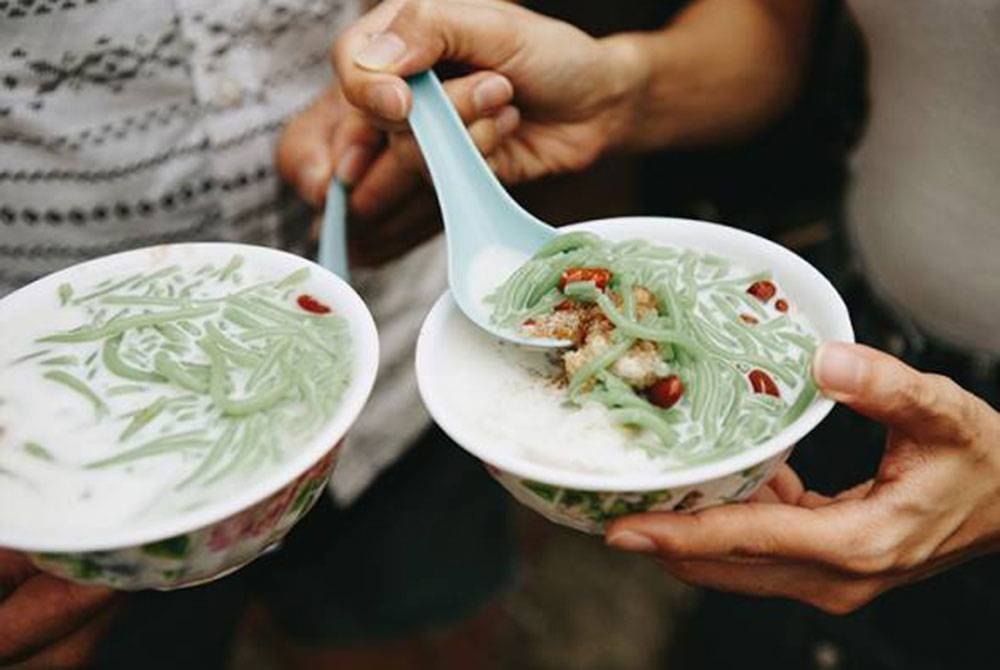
<box><xmin>0</xmin><ymin>243</ymin><xmax>379</xmax><ymax>552</ymax></box>
<box><xmin>416</xmin><ymin>216</ymin><xmax>854</xmax><ymax>492</ymax></box>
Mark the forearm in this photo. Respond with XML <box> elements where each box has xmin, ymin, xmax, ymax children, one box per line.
<box><xmin>603</xmin><ymin>0</ymin><xmax>819</xmax><ymax>151</ymax></box>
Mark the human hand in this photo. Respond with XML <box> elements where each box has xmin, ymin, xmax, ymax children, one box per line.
<box><xmin>0</xmin><ymin>549</ymin><xmax>119</xmax><ymax>668</ymax></box>
<box><xmin>331</xmin><ymin>0</ymin><xmax>648</xmax><ymax>186</ymax></box>
<box><xmin>277</xmin><ymin>75</ymin><xmax>518</xmax><ymax>266</ymax></box>
<box><xmin>606</xmin><ymin>342</ymin><xmax>1000</xmax><ymax>614</ymax></box>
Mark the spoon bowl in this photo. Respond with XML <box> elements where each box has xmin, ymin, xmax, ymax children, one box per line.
<box><xmin>406</xmin><ymin>71</ymin><xmax>570</xmax><ymax>348</ymax></box>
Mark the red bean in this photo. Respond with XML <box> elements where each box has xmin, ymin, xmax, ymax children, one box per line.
<box><xmin>297</xmin><ymin>294</ymin><xmax>331</xmax><ymax>314</ymax></box>
<box><xmin>775</xmin><ymin>299</ymin><xmax>789</xmax><ymax>312</ymax></box>
<box><xmin>747</xmin><ymin>280</ymin><xmax>777</xmax><ymax>302</ymax></box>
<box><xmin>648</xmin><ymin>375</ymin><xmax>684</xmax><ymax>409</ymax></box>
<box><xmin>748</xmin><ymin>369</ymin><xmax>780</xmax><ymax>397</ymax></box>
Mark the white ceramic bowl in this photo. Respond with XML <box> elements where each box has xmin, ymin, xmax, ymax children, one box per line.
<box><xmin>416</xmin><ymin>217</ymin><xmax>854</xmax><ymax>533</ymax></box>
<box><xmin>0</xmin><ymin>243</ymin><xmax>379</xmax><ymax>589</ymax></box>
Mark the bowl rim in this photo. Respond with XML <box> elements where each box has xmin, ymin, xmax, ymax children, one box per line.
<box><xmin>0</xmin><ymin>242</ymin><xmax>379</xmax><ymax>553</ymax></box>
<box><xmin>416</xmin><ymin>216</ymin><xmax>854</xmax><ymax>492</ymax></box>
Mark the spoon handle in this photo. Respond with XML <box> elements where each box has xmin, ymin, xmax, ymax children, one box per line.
<box><xmin>318</xmin><ymin>178</ymin><xmax>350</xmax><ymax>282</ymax></box>
<box><xmin>406</xmin><ymin>70</ymin><xmax>526</xmax><ymax>227</ymax></box>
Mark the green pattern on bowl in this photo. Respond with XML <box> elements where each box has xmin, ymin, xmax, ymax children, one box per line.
<box><xmin>142</xmin><ymin>535</ymin><xmax>191</xmax><ymax>560</ymax></box>
<box><xmin>485</xmin><ymin>449</ymin><xmax>789</xmax><ymax>534</ymax></box>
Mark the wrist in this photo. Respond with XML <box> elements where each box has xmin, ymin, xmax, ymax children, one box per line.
<box><xmin>595</xmin><ymin>32</ymin><xmax>654</xmax><ymax>154</ymax></box>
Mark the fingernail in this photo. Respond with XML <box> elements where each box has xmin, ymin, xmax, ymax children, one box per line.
<box><xmin>371</xmin><ymin>83</ymin><xmax>407</xmax><ymax>120</ymax></box>
<box><xmin>335</xmin><ymin>145</ymin><xmax>369</xmax><ymax>186</ymax></box>
<box><xmin>299</xmin><ymin>161</ymin><xmax>329</xmax><ymax>206</ymax></box>
<box><xmin>473</xmin><ymin>75</ymin><xmax>513</xmax><ymax>113</ymax></box>
<box><xmin>354</xmin><ymin>32</ymin><xmax>407</xmax><ymax>71</ymax></box>
<box><xmin>494</xmin><ymin>106</ymin><xmax>520</xmax><ymax>135</ymax></box>
<box><xmin>814</xmin><ymin>342</ymin><xmax>867</xmax><ymax>394</ymax></box>
<box><xmin>606</xmin><ymin>530</ymin><xmax>656</xmax><ymax>553</ymax></box>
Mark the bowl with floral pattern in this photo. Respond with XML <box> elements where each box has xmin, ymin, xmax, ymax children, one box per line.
<box><xmin>0</xmin><ymin>243</ymin><xmax>379</xmax><ymax>589</ymax></box>
<box><xmin>415</xmin><ymin>217</ymin><xmax>853</xmax><ymax>534</ymax></box>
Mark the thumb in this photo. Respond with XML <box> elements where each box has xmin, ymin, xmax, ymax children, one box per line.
<box><xmin>813</xmin><ymin>342</ymin><xmax>974</xmax><ymax>442</ymax></box>
<box><xmin>333</xmin><ymin>0</ymin><xmax>523</xmax><ymax>121</ymax></box>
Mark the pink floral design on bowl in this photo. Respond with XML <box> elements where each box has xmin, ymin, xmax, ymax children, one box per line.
<box><xmin>31</xmin><ymin>443</ymin><xmax>342</xmax><ymax>591</ymax></box>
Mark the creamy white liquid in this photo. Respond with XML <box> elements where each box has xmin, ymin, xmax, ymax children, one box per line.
<box><xmin>435</xmin><ymin>306</ymin><xmax>681</xmax><ymax>475</ymax></box>
<box><xmin>467</xmin><ymin>245</ymin><xmax>530</xmax><ymax>319</ymax></box>
<box><xmin>0</xmin><ymin>247</ymin><xmax>347</xmax><ymax>543</ymax></box>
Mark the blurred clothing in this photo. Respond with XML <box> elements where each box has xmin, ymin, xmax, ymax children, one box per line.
<box><xmin>0</xmin><ymin>0</ymin><xmax>349</xmax><ymax>288</ymax></box>
<box><xmin>848</xmin><ymin>0</ymin><xmax>1000</xmax><ymax>356</ymax></box>
<box><xmin>335</xmin><ymin>236</ymin><xmax>447</xmax><ymax>503</ymax></box>
<box><xmin>0</xmin><ymin>0</ymin><xmax>443</xmax><ymax>503</ymax></box>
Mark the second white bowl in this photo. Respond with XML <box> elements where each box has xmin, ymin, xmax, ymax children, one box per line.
<box><xmin>416</xmin><ymin>217</ymin><xmax>854</xmax><ymax>532</ymax></box>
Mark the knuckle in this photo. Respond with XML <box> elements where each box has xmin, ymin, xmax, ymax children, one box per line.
<box><xmin>843</xmin><ymin>549</ymin><xmax>895</xmax><ymax>576</ymax></box>
<box><xmin>900</xmin><ymin>374</ymin><xmax>937</xmax><ymax>414</ymax></box>
<box><xmin>811</xmin><ymin>581</ymin><xmax>880</xmax><ymax>615</ymax></box>
<box><xmin>814</xmin><ymin>591</ymin><xmax>865</xmax><ymax>615</ymax></box>
<box><xmin>946</xmin><ymin>384</ymin><xmax>984</xmax><ymax>446</ymax></box>
<box><xmin>841</xmin><ymin>555</ymin><xmax>885</xmax><ymax>577</ymax></box>
<box><xmin>350</xmin><ymin>189</ymin><xmax>380</xmax><ymax>220</ymax></box>
<box><xmin>331</xmin><ymin>25</ymin><xmax>361</xmax><ymax>67</ymax></box>
<box><xmin>470</xmin><ymin>121</ymin><xmax>500</xmax><ymax>154</ymax></box>
<box><xmin>440</xmin><ymin>83</ymin><xmax>471</xmax><ymax>117</ymax></box>
<box><xmin>397</xmin><ymin>0</ymin><xmax>431</xmax><ymax>25</ymax></box>
<box><xmin>564</xmin><ymin>150</ymin><xmax>594</xmax><ymax>173</ymax></box>
<box><xmin>899</xmin><ymin>373</ymin><xmax>980</xmax><ymax>442</ymax></box>
<box><xmin>838</xmin><ymin>528</ymin><xmax>900</xmax><ymax>576</ymax></box>
<box><xmin>493</xmin><ymin>154</ymin><xmax>524</xmax><ymax>183</ymax></box>
<box><xmin>658</xmin><ymin>559</ymin><xmax>700</xmax><ymax>586</ymax></box>
<box><xmin>485</xmin><ymin>155</ymin><xmax>501</xmax><ymax>176</ymax></box>
<box><xmin>561</xmin><ymin>139</ymin><xmax>604</xmax><ymax>174</ymax></box>
<box><xmin>813</xmin><ymin>596</ymin><xmax>852</xmax><ymax>615</ymax></box>
<box><xmin>925</xmin><ymin>373</ymin><xmax>959</xmax><ymax>406</ymax></box>
<box><xmin>930</xmin><ymin>375</ymin><xmax>982</xmax><ymax>444</ymax></box>
<box><xmin>730</xmin><ymin>534</ymin><xmax>774</xmax><ymax>559</ymax></box>
<box><xmin>649</xmin><ymin>531</ymin><xmax>684</xmax><ymax>558</ymax></box>
<box><xmin>844</xmin><ymin>539</ymin><xmax>933</xmax><ymax>576</ymax></box>
<box><xmin>888</xmin><ymin>545</ymin><xmax>931</xmax><ymax>572</ymax></box>
<box><xmin>390</xmin><ymin>137</ymin><xmax>420</xmax><ymax>169</ymax></box>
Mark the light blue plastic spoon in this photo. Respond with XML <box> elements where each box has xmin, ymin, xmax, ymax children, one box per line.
<box><xmin>318</xmin><ymin>178</ymin><xmax>350</xmax><ymax>282</ymax></box>
<box><xmin>406</xmin><ymin>70</ymin><xmax>569</xmax><ymax>348</ymax></box>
